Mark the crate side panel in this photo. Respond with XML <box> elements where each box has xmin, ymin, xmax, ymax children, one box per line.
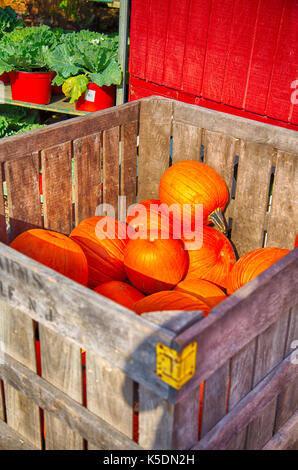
<box><xmin>73</xmin><ymin>133</ymin><xmax>102</xmax><ymax>226</ymax></box>
<box><xmin>103</xmin><ymin>127</ymin><xmax>120</xmax><ymax>219</ymax></box>
<box><xmin>172</xmin><ymin>122</ymin><xmax>202</xmax><ymax>163</ymax></box>
<box><xmin>86</xmin><ymin>353</ymin><xmax>133</xmax><ymax>450</ymax></box>
<box><xmin>266</xmin><ymin>151</ymin><xmax>298</xmax><ymax>250</ymax></box>
<box><xmin>0</xmin><ymin>163</ymin><xmax>8</xmax><ymax>244</ymax></box>
<box><xmin>120</xmin><ymin>121</ymin><xmax>138</xmax><ymax>218</ymax></box>
<box><xmin>41</xmin><ymin>142</ymin><xmax>73</xmax><ymax>235</ymax></box>
<box><xmin>0</xmin><ymin>301</ymin><xmax>42</xmax><ymax>448</ymax></box>
<box><xmin>39</xmin><ymin>326</ymin><xmax>84</xmax><ymax>450</ymax></box>
<box><xmin>138</xmin><ymin>99</ymin><xmax>172</xmax><ymax>201</ymax></box>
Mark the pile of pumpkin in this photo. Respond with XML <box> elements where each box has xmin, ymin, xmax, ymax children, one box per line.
<box><xmin>11</xmin><ymin>160</ymin><xmax>291</xmax><ymax>316</ymax></box>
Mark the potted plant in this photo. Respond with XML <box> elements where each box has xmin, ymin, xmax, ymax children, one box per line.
<box><xmin>0</xmin><ymin>25</ymin><xmax>59</xmax><ymax>105</ymax></box>
<box><xmin>0</xmin><ymin>6</ymin><xmax>24</xmax><ymax>83</ymax></box>
<box><xmin>48</xmin><ymin>31</ymin><xmax>122</xmax><ymax>112</ymax></box>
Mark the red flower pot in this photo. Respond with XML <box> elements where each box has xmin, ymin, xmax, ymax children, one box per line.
<box><xmin>9</xmin><ymin>70</ymin><xmax>55</xmax><ymax>105</ymax></box>
<box><xmin>75</xmin><ymin>83</ymin><xmax>115</xmax><ymax>112</ymax></box>
<box><xmin>0</xmin><ymin>72</ymin><xmax>10</xmax><ymax>83</ymax></box>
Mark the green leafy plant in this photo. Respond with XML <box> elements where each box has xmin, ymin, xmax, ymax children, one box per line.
<box><xmin>0</xmin><ymin>6</ymin><xmax>24</xmax><ymax>39</ymax></box>
<box><xmin>0</xmin><ymin>104</ymin><xmax>44</xmax><ymax>138</ymax></box>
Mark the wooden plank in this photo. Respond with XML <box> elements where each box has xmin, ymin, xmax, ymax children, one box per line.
<box><xmin>0</xmin><ymin>351</ymin><xmax>141</xmax><ymax>450</ymax></box>
<box><xmin>139</xmin><ymin>384</ymin><xmax>200</xmax><ymax>450</ymax></box>
<box><xmin>200</xmin><ymin>361</ymin><xmax>230</xmax><ymax>438</ymax></box>
<box><xmin>192</xmin><ymin>353</ymin><xmax>297</xmax><ymax>450</ymax></box>
<box><xmin>172</xmin><ymin>122</ymin><xmax>202</xmax><ymax>163</ymax></box>
<box><xmin>0</xmin><ymin>300</ymin><xmax>42</xmax><ymax>449</ymax></box>
<box><xmin>120</xmin><ymin>121</ymin><xmax>138</xmax><ymax>219</ymax></box>
<box><xmin>0</xmin><ymin>100</ymin><xmax>139</xmax><ymax>163</ymax></box>
<box><xmin>228</xmin><ymin>140</ymin><xmax>274</xmax><ymax>256</ymax></box>
<box><xmin>172</xmin><ymin>100</ymin><xmax>298</xmax><ymax>155</ymax></box>
<box><xmin>0</xmin><ymin>419</ymin><xmax>38</xmax><ymax>450</ymax></box>
<box><xmin>138</xmin><ymin>99</ymin><xmax>172</xmax><ymax>201</ymax></box>
<box><xmin>86</xmin><ymin>353</ymin><xmax>133</xmax><ymax>449</ymax></box>
<box><xmin>39</xmin><ymin>327</ymin><xmax>84</xmax><ymax>450</ymax></box>
<box><xmin>263</xmin><ymin>411</ymin><xmax>298</xmax><ymax>450</ymax></box>
<box><xmin>73</xmin><ymin>133</ymin><xmax>101</xmax><ymax>225</ymax></box>
<box><xmin>245</xmin><ymin>310</ymin><xmax>290</xmax><ymax>450</ymax></box>
<box><xmin>0</xmin><ymin>242</ymin><xmax>178</xmax><ymax>401</ymax></box>
<box><xmin>5</xmin><ymin>153</ymin><xmax>42</xmax><ymax>241</ymax></box>
<box><xmin>41</xmin><ymin>142</ymin><xmax>73</xmax><ymax>234</ymax></box>
<box><xmin>173</xmin><ymin>249</ymin><xmax>298</xmax><ymax>402</ymax></box>
<box><xmin>0</xmin><ymin>163</ymin><xmax>8</xmax><ymax>244</ymax></box>
<box><xmin>266</xmin><ymin>151</ymin><xmax>298</xmax><ymax>250</ymax></box>
<box><xmin>103</xmin><ymin>126</ymin><xmax>120</xmax><ymax>219</ymax></box>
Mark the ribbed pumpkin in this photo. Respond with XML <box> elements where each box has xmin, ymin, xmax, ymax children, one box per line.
<box><xmin>133</xmin><ymin>290</ymin><xmax>210</xmax><ymax>316</ymax></box>
<box><xmin>226</xmin><ymin>247</ymin><xmax>290</xmax><ymax>295</ymax></box>
<box><xmin>126</xmin><ymin>199</ymin><xmax>174</xmax><ymax>239</ymax></box>
<box><xmin>70</xmin><ymin>216</ymin><xmax>128</xmax><ymax>288</ymax></box>
<box><xmin>124</xmin><ymin>238</ymin><xmax>189</xmax><ymax>294</ymax></box>
<box><xmin>10</xmin><ymin>229</ymin><xmax>88</xmax><ymax>285</ymax></box>
<box><xmin>184</xmin><ymin>226</ymin><xmax>236</xmax><ymax>289</ymax></box>
<box><xmin>175</xmin><ymin>278</ymin><xmax>227</xmax><ymax>308</ymax></box>
<box><xmin>94</xmin><ymin>281</ymin><xmax>145</xmax><ymax>309</ymax></box>
<box><xmin>159</xmin><ymin>160</ymin><xmax>229</xmax><ymax>234</ymax></box>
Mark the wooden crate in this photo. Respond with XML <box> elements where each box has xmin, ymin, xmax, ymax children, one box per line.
<box><xmin>0</xmin><ymin>96</ymin><xmax>297</xmax><ymax>450</ymax></box>
<box><xmin>129</xmin><ymin>0</ymin><xmax>298</xmax><ymax>131</ymax></box>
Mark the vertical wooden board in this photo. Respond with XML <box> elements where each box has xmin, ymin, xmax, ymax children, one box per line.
<box><xmin>145</xmin><ymin>0</ymin><xmax>169</xmax><ymax>84</ymax></box>
<box><xmin>39</xmin><ymin>326</ymin><xmax>83</xmax><ymax>450</ymax></box>
<box><xmin>266</xmin><ymin>0</ymin><xmax>298</xmax><ymax>123</ymax></box>
<box><xmin>102</xmin><ymin>126</ymin><xmax>120</xmax><ymax>219</ymax></box>
<box><xmin>128</xmin><ymin>0</ymin><xmax>150</xmax><ymax>79</ymax></box>
<box><xmin>73</xmin><ymin>133</ymin><xmax>101</xmax><ymax>225</ymax></box>
<box><xmin>138</xmin><ymin>99</ymin><xmax>172</xmax><ymax>202</ymax></box>
<box><xmin>139</xmin><ymin>384</ymin><xmax>200</xmax><ymax>450</ymax></box>
<box><xmin>266</xmin><ymin>151</ymin><xmax>298</xmax><ymax>250</ymax></box>
<box><xmin>200</xmin><ymin>0</ymin><xmax>235</xmax><ymax>102</ymax></box>
<box><xmin>243</xmin><ymin>0</ymin><xmax>285</xmax><ymax>115</ymax></box>
<box><xmin>200</xmin><ymin>361</ymin><xmax>230</xmax><ymax>438</ymax></box>
<box><xmin>172</xmin><ymin>123</ymin><xmax>202</xmax><ymax>163</ymax></box>
<box><xmin>0</xmin><ymin>163</ymin><xmax>8</xmax><ymax>244</ymax></box>
<box><xmin>5</xmin><ymin>153</ymin><xmax>42</xmax><ymax>241</ymax></box>
<box><xmin>245</xmin><ymin>310</ymin><xmax>290</xmax><ymax>449</ymax></box>
<box><xmin>0</xmin><ymin>300</ymin><xmax>42</xmax><ymax>448</ymax></box>
<box><xmin>120</xmin><ymin>121</ymin><xmax>138</xmax><ymax>219</ymax></box>
<box><xmin>41</xmin><ymin>142</ymin><xmax>73</xmax><ymax>235</ymax></box>
<box><xmin>181</xmin><ymin>0</ymin><xmax>212</xmax><ymax>95</ymax></box>
<box><xmin>162</xmin><ymin>0</ymin><xmax>189</xmax><ymax>90</ymax></box>
<box><xmin>230</xmin><ymin>140</ymin><xmax>273</xmax><ymax>256</ymax></box>
<box><xmin>220</xmin><ymin>0</ymin><xmax>259</xmax><ymax>108</ymax></box>
<box><xmin>86</xmin><ymin>352</ymin><xmax>133</xmax><ymax>449</ymax></box>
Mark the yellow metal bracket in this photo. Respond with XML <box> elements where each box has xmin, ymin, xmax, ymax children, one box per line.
<box><xmin>156</xmin><ymin>341</ymin><xmax>197</xmax><ymax>390</ymax></box>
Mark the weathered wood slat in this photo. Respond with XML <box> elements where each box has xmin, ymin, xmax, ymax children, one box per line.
<box><xmin>73</xmin><ymin>133</ymin><xmax>101</xmax><ymax>225</ymax></box>
<box><xmin>263</xmin><ymin>411</ymin><xmax>298</xmax><ymax>450</ymax></box>
<box><xmin>120</xmin><ymin>121</ymin><xmax>138</xmax><ymax>220</ymax></box>
<box><xmin>0</xmin><ymin>101</ymin><xmax>140</xmax><ymax>162</ymax></box>
<box><xmin>41</xmin><ymin>143</ymin><xmax>73</xmax><ymax>235</ymax></box>
<box><xmin>4</xmin><ymin>153</ymin><xmax>42</xmax><ymax>241</ymax></box>
<box><xmin>0</xmin><ymin>351</ymin><xmax>141</xmax><ymax>450</ymax></box>
<box><xmin>266</xmin><ymin>151</ymin><xmax>298</xmax><ymax>250</ymax></box>
<box><xmin>0</xmin><ymin>300</ymin><xmax>42</xmax><ymax>448</ymax></box>
<box><xmin>138</xmin><ymin>99</ymin><xmax>172</xmax><ymax>201</ymax></box>
<box><xmin>39</xmin><ymin>327</ymin><xmax>84</xmax><ymax>450</ymax></box>
<box><xmin>0</xmin><ymin>163</ymin><xmax>8</xmax><ymax>244</ymax></box>
<box><xmin>192</xmin><ymin>352</ymin><xmax>297</xmax><ymax>450</ymax></box>
<box><xmin>173</xmin><ymin>249</ymin><xmax>298</xmax><ymax>402</ymax></box>
<box><xmin>103</xmin><ymin>126</ymin><xmax>120</xmax><ymax>219</ymax></box>
<box><xmin>0</xmin><ymin>418</ymin><xmax>38</xmax><ymax>450</ymax></box>
<box><xmin>172</xmin><ymin>122</ymin><xmax>202</xmax><ymax>163</ymax></box>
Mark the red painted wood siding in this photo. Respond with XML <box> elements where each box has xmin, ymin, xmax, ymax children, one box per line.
<box><xmin>129</xmin><ymin>0</ymin><xmax>298</xmax><ymax>130</ymax></box>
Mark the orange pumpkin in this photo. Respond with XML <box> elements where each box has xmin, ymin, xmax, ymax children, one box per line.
<box><xmin>184</xmin><ymin>226</ymin><xmax>236</xmax><ymax>289</ymax></box>
<box><xmin>10</xmin><ymin>229</ymin><xmax>88</xmax><ymax>285</ymax></box>
<box><xmin>226</xmin><ymin>247</ymin><xmax>290</xmax><ymax>295</ymax></box>
<box><xmin>159</xmin><ymin>160</ymin><xmax>229</xmax><ymax>234</ymax></box>
<box><xmin>175</xmin><ymin>278</ymin><xmax>227</xmax><ymax>308</ymax></box>
<box><xmin>133</xmin><ymin>290</ymin><xmax>210</xmax><ymax>316</ymax></box>
<box><xmin>70</xmin><ymin>216</ymin><xmax>128</xmax><ymax>288</ymax></box>
<box><xmin>124</xmin><ymin>237</ymin><xmax>189</xmax><ymax>294</ymax></box>
<box><xmin>94</xmin><ymin>281</ymin><xmax>145</xmax><ymax>309</ymax></box>
<box><xmin>126</xmin><ymin>199</ymin><xmax>174</xmax><ymax>239</ymax></box>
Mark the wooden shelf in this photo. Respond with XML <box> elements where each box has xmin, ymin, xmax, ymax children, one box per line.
<box><xmin>0</xmin><ymin>84</ymin><xmax>89</xmax><ymax>116</ymax></box>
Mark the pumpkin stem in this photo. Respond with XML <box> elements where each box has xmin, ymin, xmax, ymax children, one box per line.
<box><xmin>208</xmin><ymin>209</ymin><xmax>227</xmax><ymax>235</ymax></box>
